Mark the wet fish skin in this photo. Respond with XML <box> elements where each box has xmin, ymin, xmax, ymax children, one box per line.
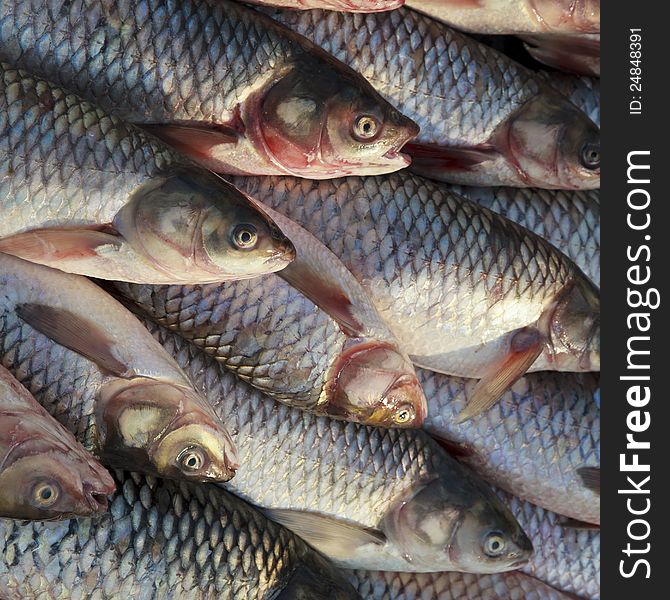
<box><xmin>349</xmin><ymin>492</ymin><xmax>600</xmax><ymax>599</ymax></box>
<box><xmin>347</xmin><ymin>569</ymin><xmax>575</xmax><ymax>599</ymax></box>
<box><xmin>0</xmin><ymin>470</ymin><xmax>362</xmax><ymax>600</ymax></box>
<box><xmin>0</xmin><ymin>63</ymin><xmax>294</xmax><ymax>284</ymax></box>
<box><xmin>501</xmin><ymin>490</ymin><xmax>600</xmax><ymax>599</ymax></box>
<box><xmin>450</xmin><ymin>185</ymin><xmax>600</xmax><ymax>287</ymax></box>
<box><xmin>267</xmin><ymin>7</ymin><xmax>600</xmax><ymax>189</ymax></box>
<box><xmin>0</xmin><ymin>364</ymin><xmax>115</xmax><ymax>520</ymax></box>
<box><xmin>152</xmin><ymin>323</ymin><xmax>532</xmax><ymax>573</ymax></box>
<box><xmin>233</xmin><ymin>174</ymin><xmax>600</xmax><ymax>382</ymax></box>
<box><xmin>0</xmin><ymin>0</ymin><xmax>418</xmax><ymax>178</ymax></box>
<box><xmin>0</xmin><ymin>254</ymin><xmax>237</xmax><ymax>484</ymax></box>
<box><xmin>405</xmin><ymin>0</ymin><xmax>600</xmax><ymax>35</ymax></box>
<box><xmin>422</xmin><ymin>369</ymin><xmax>600</xmax><ymax>524</ymax></box>
<box><xmin>540</xmin><ymin>73</ymin><xmax>600</xmax><ymax>127</ymax></box>
<box><xmin>113</xmin><ymin>275</ymin><xmax>426</xmax><ymax>427</ymax></box>
<box><xmin>113</xmin><ymin>187</ymin><xmax>427</xmax><ymax>429</ymax></box>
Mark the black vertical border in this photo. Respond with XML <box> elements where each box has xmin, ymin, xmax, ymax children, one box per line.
<box><xmin>601</xmin><ymin>4</ymin><xmax>668</xmax><ymax>596</ymax></box>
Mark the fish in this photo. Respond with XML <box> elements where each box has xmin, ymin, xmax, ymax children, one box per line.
<box><xmin>422</xmin><ymin>369</ymin><xmax>600</xmax><ymax>525</ymax></box>
<box><xmin>405</xmin><ymin>0</ymin><xmax>600</xmax><ymax>35</ymax></box>
<box><xmin>0</xmin><ymin>253</ymin><xmax>238</xmax><ymax>483</ymax></box>
<box><xmin>540</xmin><ymin>73</ymin><xmax>600</xmax><ymax>127</ymax></box>
<box><xmin>0</xmin><ymin>0</ymin><xmax>419</xmax><ymax>178</ymax></box>
<box><xmin>152</xmin><ymin>322</ymin><xmax>532</xmax><ymax>572</ymax></box>
<box><xmin>0</xmin><ymin>63</ymin><xmax>294</xmax><ymax>284</ymax></box>
<box><xmin>266</xmin><ymin>7</ymin><xmax>600</xmax><ymax>189</ymax></box>
<box><xmin>523</xmin><ymin>33</ymin><xmax>601</xmax><ymax>76</ymax></box>
<box><xmin>0</xmin><ymin>470</ymin><xmax>362</xmax><ymax>600</ymax></box>
<box><xmin>501</xmin><ymin>490</ymin><xmax>600</xmax><ymax>599</ymax></box>
<box><xmin>348</xmin><ymin>488</ymin><xmax>599</xmax><ymax>599</ymax></box>
<box><xmin>233</xmin><ymin>173</ymin><xmax>600</xmax><ymax>420</ymax></box>
<box><xmin>112</xmin><ymin>275</ymin><xmax>427</xmax><ymax>428</ymax></box>
<box><xmin>244</xmin><ymin>0</ymin><xmax>404</xmax><ymax>10</ymax></box>
<box><xmin>450</xmin><ymin>186</ymin><xmax>600</xmax><ymax>287</ymax></box>
<box><xmin>347</xmin><ymin>570</ymin><xmax>576</xmax><ymax>599</ymax></box>
<box><xmin>112</xmin><ymin>195</ymin><xmax>427</xmax><ymax>428</ymax></box>
<box><xmin>0</xmin><ymin>364</ymin><xmax>115</xmax><ymax>520</ymax></box>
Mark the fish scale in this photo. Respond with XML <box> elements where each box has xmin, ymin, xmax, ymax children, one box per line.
<box><xmin>147</xmin><ymin>324</ymin><xmax>527</xmax><ymax>572</ymax></box>
<box><xmin>0</xmin><ymin>254</ymin><xmax>238</xmax><ymax>483</ymax></box>
<box><xmin>114</xmin><ymin>277</ymin><xmax>344</xmax><ymax>408</ymax></box>
<box><xmin>267</xmin><ymin>6</ymin><xmax>600</xmax><ymax>189</ymax></box>
<box><xmin>1</xmin><ymin>0</ymin><xmax>418</xmax><ymax>178</ymax></box>
<box><xmin>451</xmin><ymin>186</ymin><xmax>600</xmax><ymax>287</ymax></box>
<box><xmin>0</xmin><ymin>471</ymin><xmax>360</xmax><ymax>599</ymax></box>
<box><xmin>2</xmin><ymin>1</ymin><xmax>281</xmax><ymax>123</ymax></box>
<box><xmin>267</xmin><ymin>7</ymin><xmax>524</xmax><ymax>147</ymax></box>
<box><xmin>501</xmin><ymin>491</ymin><xmax>600</xmax><ymax>599</ymax></box>
<box><xmin>422</xmin><ymin>369</ymin><xmax>600</xmax><ymax>524</ymax></box>
<box><xmin>347</xmin><ymin>570</ymin><xmax>574</xmax><ymax>599</ymax></box>
<box><xmin>232</xmin><ymin>173</ymin><xmax>582</xmax><ymax>375</ymax></box>
<box><xmin>0</xmin><ymin>65</ymin><xmax>176</xmax><ymax>233</ymax></box>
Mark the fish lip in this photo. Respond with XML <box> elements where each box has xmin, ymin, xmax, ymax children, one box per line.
<box><xmin>383</xmin><ymin>148</ymin><xmax>412</xmax><ymax>168</ymax></box>
<box><xmin>83</xmin><ymin>483</ymin><xmax>111</xmax><ymax>513</ymax></box>
<box><xmin>385</xmin><ymin>117</ymin><xmax>420</xmax><ymax>166</ymax></box>
<box><xmin>509</xmin><ymin>554</ymin><xmax>531</xmax><ymax>568</ymax></box>
<box><xmin>265</xmin><ymin>243</ymin><xmax>297</xmax><ymax>268</ymax></box>
<box><xmin>216</xmin><ymin>459</ymin><xmax>239</xmax><ymax>483</ymax></box>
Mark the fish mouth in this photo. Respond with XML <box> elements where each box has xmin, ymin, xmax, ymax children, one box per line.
<box><xmin>83</xmin><ymin>483</ymin><xmax>111</xmax><ymax>513</ymax></box>
<box><xmin>217</xmin><ymin>458</ymin><xmax>239</xmax><ymax>483</ymax></box>
<box><xmin>383</xmin><ymin>147</ymin><xmax>412</xmax><ymax>167</ymax></box>
<box><xmin>509</xmin><ymin>554</ymin><xmax>531</xmax><ymax>569</ymax></box>
<box><xmin>264</xmin><ymin>242</ymin><xmax>297</xmax><ymax>270</ymax></box>
<box><xmin>217</xmin><ymin>431</ymin><xmax>240</xmax><ymax>482</ymax></box>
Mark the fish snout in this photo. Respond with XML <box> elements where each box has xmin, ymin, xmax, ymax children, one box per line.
<box><xmin>82</xmin><ymin>481</ymin><xmax>113</xmax><ymax>513</ymax></box>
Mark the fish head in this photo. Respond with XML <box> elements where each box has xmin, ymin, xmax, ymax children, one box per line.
<box><xmin>97</xmin><ymin>378</ymin><xmax>238</xmax><ymax>483</ymax></box>
<box><xmin>502</xmin><ymin>92</ymin><xmax>600</xmax><ymax>189</ymax></box>
<box><xmin>276</xmin><ymin>563</ymin><xmax>361</xmax><ymax>600</ymax></box>
<box><xmin>547</xmin><ymin>277</ymin><xmax>600</xmax><ymax>371</ymax></box>
<box><xmin>116</xmin><ymin>169</ymin><xmax>295</xmax><ymax>282</ymax></box>
<box><xmin>0</xmin><ymin>440</ymin><xmax>115</xmax><ymax>520</ymax></box>
<box><xmin>327</xmin><ymin>342</ymin><xmax>427</xmax><ymax>427</ymax></box>
<box><xmin>383</xmin><ymin>472</ymin><xmax>532</xmax><ymax>572</ymax></box>
<box><xmin>447</xmin><ymin>495</ymin><xmax>534</xmax><ymax>573</ymax></box>
<box><xmin>257</xmin><ymin>57</ymin><xmax>419</xmax><ymax>178</ymax></box>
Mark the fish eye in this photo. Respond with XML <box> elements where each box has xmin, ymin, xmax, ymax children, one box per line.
<box><xmin>32</xmin><ymin>481</ymin><xmax>60</xmax><ymax>508</ymax></box>
<box><xmin>178</xmin><ymin>446</ymin><xmax>206</xmax><ymax>473</ymax></box>
<box><xmin>232</xmin><ymin>225</ymin><xmax>258</xmax><ymax>250</ymax></box>
<box><xmin>392</xmin><ymin>405</ymin><xmax>415</xmax><ymax>425</ymax></box>
<box><xmin>353</xmin><ymin>115</ymin><xmax>380</xmax><ymax>142</ymax></box>
<box><xmin>579</xmin><ymin>142</ymin><xmax>600</xmax><ymax>170</ymax></box>
<box><xmin>484</xmin><ymin>532</ymin><xmax>506</xmax><ymax>557</ymax></box>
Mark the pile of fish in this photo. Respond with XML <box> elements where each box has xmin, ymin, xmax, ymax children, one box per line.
<box><xmin>0</xmin><ymin>0</ymin><xmax>599</xmax><ymax>598</ymax></box>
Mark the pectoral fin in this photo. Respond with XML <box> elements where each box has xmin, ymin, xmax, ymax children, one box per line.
<box><xmin>263</xmin><ymin>508</ymin><xmax>386</xmax><ymax>559</ymax></box>
<box><xmin>16</xmin><ymin>303</ymin><xmax>129</xmax><ymax>376</ymax></box>
<box><xmin>430</xmin><ymin>434</ymin><xmax>475</xmax><ymax>459</ymax></box>
<box><xmin>0</xmin><ymin>228</ymin><xmax>122</xmax><ymax>262</ymax></box>
<box><xmin>577</xmin><ymin>466</ymin><xmax>600</xmax><ymax>495</ymax></box>
<box><xmin>456</xmin><ymin>327</ymin><xmax>544</xmax><ymax>423</ymax></box>
<box><xmin>141</xmin><ymin>123</ymin><xmax>240</xmax><ymax>161</ymax></box>
<box><xmin>559</xmin><ymin>518</ymin><xmax>600</xmax><ymax>530</ymax></box>
<box><xmin>280</xmin><ymin>261</ymin><xmax>363</xmax><ymax>337</ymax></box>
<box><xmin>406</xmin><ymin>142</ymin><xmax>498</xmax><ymax>174</ymax></box>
